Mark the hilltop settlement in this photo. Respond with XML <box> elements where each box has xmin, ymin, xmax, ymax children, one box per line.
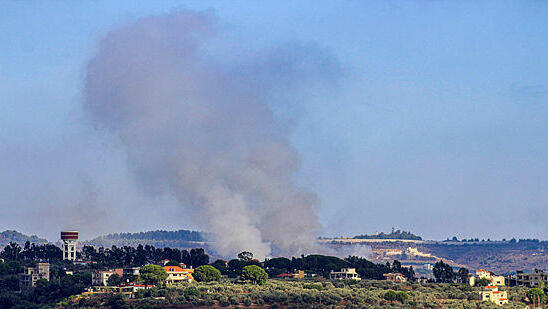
<box><xmin>0</xmin><ymin>229</ymin><xmax>547</xmax><ymax>308</ymax></box>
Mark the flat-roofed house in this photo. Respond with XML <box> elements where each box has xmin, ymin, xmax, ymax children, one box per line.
<box><xmin>330</xmin><ymin>268</ymin><xmax>361</xmax><ymax>280</ymax></box>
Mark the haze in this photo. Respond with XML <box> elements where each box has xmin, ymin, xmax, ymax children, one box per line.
<box><xmin>1</xmin><ymin>1</ymin><xmax>547</xmax><ymax>243</ymax></box>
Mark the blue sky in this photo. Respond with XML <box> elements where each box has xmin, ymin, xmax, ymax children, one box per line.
<box><xmin>1</xmin><ymin>1</ymin><xmax>547</xmax><ymax>241</ymax></box>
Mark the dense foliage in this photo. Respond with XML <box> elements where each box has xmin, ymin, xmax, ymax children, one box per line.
<box><xmin>240</xmin><ymin>265</ymin><xmax>268</xmax><ymax>284</ymax></box>
<box><xmin>194</xmin><ymin>265</ymin><xmax>221</xmax><ymax>282</ymax></box>
<box><xmin>433</xmin><ymin>260</ymin><xmax>455</xmax><ymax>283</ymax></box>
<box><xmin>140</xmin><ymin>265</ymin><xmax>168</xmax><ymax>286</ymax></box>
<box><xmin>91</xmin><ymin>229</ymin><xmax>207</xmax><ymax>242</ymax></box>
<box><xmin>0</xmin><ymin>241</ymin><xmax>63</xmax><ymax>261</ymax></box>
<box><xmin>0</xmin><ymin>269</ymin><xmax>91</xmax><ymax>308</ymax></box>
<box><xmin>58</xmin><ymin>279</ymin><xmax>531</xmax><ymax>309</ymax></box>
<box><xmin>81</xmin><ymin>245</ymin><xmax>209</xmax><ymax>268</ymax></box>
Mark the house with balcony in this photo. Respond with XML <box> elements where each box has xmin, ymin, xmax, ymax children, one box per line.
<box><xmin>330</xmin><ymin>268</ymin><xmax>361</xmax><ymax>280</ymax></box>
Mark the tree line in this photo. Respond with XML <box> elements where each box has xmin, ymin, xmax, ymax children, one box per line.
<box><xmin>81</xmin><ymin>244</ymin><xmax>209</xmax><ymax>268</ymax></box>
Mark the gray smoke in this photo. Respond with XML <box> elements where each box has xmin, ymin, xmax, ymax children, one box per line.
<box><xmin>84</xmin><ymin>11</ymin><xmax>340</xmax><ymax>258</ymax></box>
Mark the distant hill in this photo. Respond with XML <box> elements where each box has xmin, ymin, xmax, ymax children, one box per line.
<box><xmin>0</xmin><ymin>230</ymin><xmax>48</xmax><ymax>247</ymax></box>
<box><xmin>354</xmin><ymin>229</ymin><xmax>422</xmax><ymax>240</ymax></box>
<box><xmin>86</xmin><ymin>229</ymin><xmax>210</xmax><ymax>249</ymax></box>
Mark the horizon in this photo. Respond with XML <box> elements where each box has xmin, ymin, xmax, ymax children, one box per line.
<box><xmin>1</xmin><ymin>1</ymin><xmax>548</xmax><ymax>253</ymax></box>
<box><xmin>3</xmin><ymin>228</ymin><xmax>546</xmax><ymax>244</ymax></box>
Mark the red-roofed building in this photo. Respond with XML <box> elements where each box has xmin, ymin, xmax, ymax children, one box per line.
<box><xmin>163</xmin><ymin>266</ymin><xmax>194</xmax><ymax>284</ymax></box>
<box><xmin>275</xmin><ymin>270</ymin><xmax>305</xmax><ymax>279</ymax></box>
<box><xmin>480</xmin><ymin>285</ymin><xmax>508</xmax><ymax>305</ymax></box>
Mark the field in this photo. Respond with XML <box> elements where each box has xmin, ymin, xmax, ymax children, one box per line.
<box><xmin>61</xmin><ymin>279</ymin><xmax>530</xmax><ymax>309</ymax></box>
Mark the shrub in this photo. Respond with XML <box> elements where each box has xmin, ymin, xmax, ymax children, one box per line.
<box><xmin>219</xmin><ymin>299</ymin><xmax>230</xmax><ymax>306</ymax></box>
<box><xmin>384</xmin><ymin>290</ymin><xmax>398</xmax><ymax>301</ymax></box>
<box><xmin>395</xmin><ymin>291</ymin><xmax>408</xmax><ymax>302</ymax></box>
<box><xmin>183</xmin><ymin>286</ymin><xmax>200</xmax><ymax>298</ymax></box>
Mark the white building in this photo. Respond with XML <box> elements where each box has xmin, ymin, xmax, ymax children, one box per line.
<box><xmin>329</xmin><ymin>268</ymin><xmax>361</xmax><ymax>280</ymax></box>
<box><xmin>469</xmin><ymin>269</ymin><xmax>505</xmax><ymax>286</ymax></box>
<box><xmin>92</xmin><ymin>270</ymin><xmax>120</xmax><ymax>286</ymax></box>
<box><xmin>480</xmin><ymin>286</ymin><xmax>508</xmax><ymax>305</ymax></box>
<box><xmin>163</xmin><ymin>266</ymin><xmax>194</xmax><ymax>285</ymax></box>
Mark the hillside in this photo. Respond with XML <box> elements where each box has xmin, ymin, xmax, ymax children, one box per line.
<box><xmin>0</xmin><ymin>230</ymin><xmax>48</xmax><ymax>247</ymax></box>
<box><xmin>86</xmin><ymin>229</ymin><xmax>210</xmax><ymax>248</ymax></box>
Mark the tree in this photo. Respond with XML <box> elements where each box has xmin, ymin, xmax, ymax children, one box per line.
<box><xmin>238</xmin><ymin>251</ymin><xmax>254</xmax><ymax>261</ymax></box>
<box><xmin>433</xmin><ymin>260</ymin><xmax>455</xmax><ymax>283</ymax></box>
<box><xmin>108</xmin><ymin>274</ymin><xmax>123</xmax><ymax>286</ymax></box>
<box><xmin>457</xmin><ymin>267</ymin><xmax>469</xmax><ymax>284</ymax></box>
<box><xmin>210</xmin><ymin>259</ymin><xmax>228</xmax><ymax>275</ymax></box>
<box><xmin>194</xmin><ymin>265</ymin><xmax>221</xmax><ymax>282</ymax></box>
<box><xmin>165</xmin><ymin>260</ymin><xmax>179</xmax><ymax>266</ymax></box>
<box><xmin>0</xmin><ymin>242</ymin><xmax>21</xmax><ymax>260</ymax></box>
<box><xmin>475</xmin><ymin>277</ymin><xmax>491</xmax><ymax>287</ymax></box>
<box><xmin>139</xmin><ymin>265</ymin><xmax>168</xmax><ymax>286</ymax></box>
<box><xmin>240</xmin><ymin>265</ymin><xmax>268</xmax><ymax>284</ymax></box>
<box><xmin>527</xmin><ymin>287</ymin><xmax>545</xmax><ymax>307</ymax></box>
<box><xmin>384</xmin><ymin>290</ymin><xmax>397</xmax><ymax>301</ymax></box>
<box><xmin>189</xmin><ymin>248</ymin><xmax>209</xmax><ymax>267</ymax></box>
<box><xmin>0</xmin><ymin>275</ymin><xmax>19</xmax><ymax>291</ymax></box>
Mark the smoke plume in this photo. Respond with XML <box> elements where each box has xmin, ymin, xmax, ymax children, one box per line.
<box><xmin>84</xmin><ymin>11</ymin><xmax>340</xmax><ymax>258</ymax></box>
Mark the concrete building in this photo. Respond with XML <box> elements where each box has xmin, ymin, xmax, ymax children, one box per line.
<box><xmin>330</xmin><ymin>268</ymin><xmax>361</xmax><ymax>280</ymax></box>
<box><xmin>480</xmin><ymin>286</ymin><xmax>508</xmax><ymax>305</ymax></box>
<box><xmin>92</xmin><ymin>270</ymin><xmax>116</xmax><ymax>286</ymax></box>
<box><xmin>383</xmin><ymin>272</ymin><xmax>408</xmax><ymax>282</ymax></box>
<box><xmin>61</xmin><ymin>231</ymin><xmax>78</xmax><ymax>261</ymax></box>
<box><xmin>163</xmin><ymin>266</ymin><xmax>194</xmax><ymax>284</ymax></box>
<box><xmin>469</xmin><ymin>269</ymin><xmax>505</xmax><ymax>286</ymax></box>
<box><xmin>513</xmin><ymin>269</ymin><xmax>548</xmax><ymax>287</ymax></box>
<box><xmin>123</xmin><ymin>267</ymin><xmax>140</xmax><ymax>277</ymax></box>
<box><xmin>19</xmin><ymin>263</ymin><xmax>50</xmax><ymax>289</ymax></box>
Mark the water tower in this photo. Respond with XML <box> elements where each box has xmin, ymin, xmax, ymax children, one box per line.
<box><xmin>60</xmin><ymin>231</ymin><xmax>78</xmax><ymax>261</ymax></box>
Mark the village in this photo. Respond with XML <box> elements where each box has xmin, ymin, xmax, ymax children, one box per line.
<box><xmin>1</xmin><ymin>230</ymin><xmax>546</xmax><ymax>308</ymax></box>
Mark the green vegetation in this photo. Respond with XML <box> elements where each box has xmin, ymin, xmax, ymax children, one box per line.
<box><xmin>353</xmin><ymin>229</ymin><xmax>422</xmax><ymax>240</ymax></box>
<box><xmin>475</xmin><ymin>277</ymin><xmax>491</xmax><ymax>287</ymax></box>
<box><xmin>0</xmin><ymin>267</ymin><xmax>91</xmax><ymax>308</ymax></box>
<box><xmin>107</xmin><ymin>274</ymin><xmax>122</xmax><ymax>286</ymax></box>
<box><xmin>194</xmin><ymin>265</ymin><xmax>221</xmax><ymax>282</ymax></box>
<box><xmin>139</xmin><ymin>265</ymin><xmax>168</xmax><ymax>286</ymax></box>
<box><xmin>58</xmin><ymin>279</ymin><xmax>531</xmax><ymax>309</ymax></box>
<box><xmin>240</xmin><ymin>265</ymin><xmax>268</xmax><ymax>284</ymax></box>
<box><xmin>81</xmin><ymin>245</ymin><xmax>209</xmax><ymax>268</ymax></box>
<box><xmin>91</xmin><ymin>229</ymin><xmax>207</xmax><ymax>242</ymax></box>
<box><xmin>433</xmin><ymin>260</ymin><xmax>455</xmax><ymax>283</ymax></box>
